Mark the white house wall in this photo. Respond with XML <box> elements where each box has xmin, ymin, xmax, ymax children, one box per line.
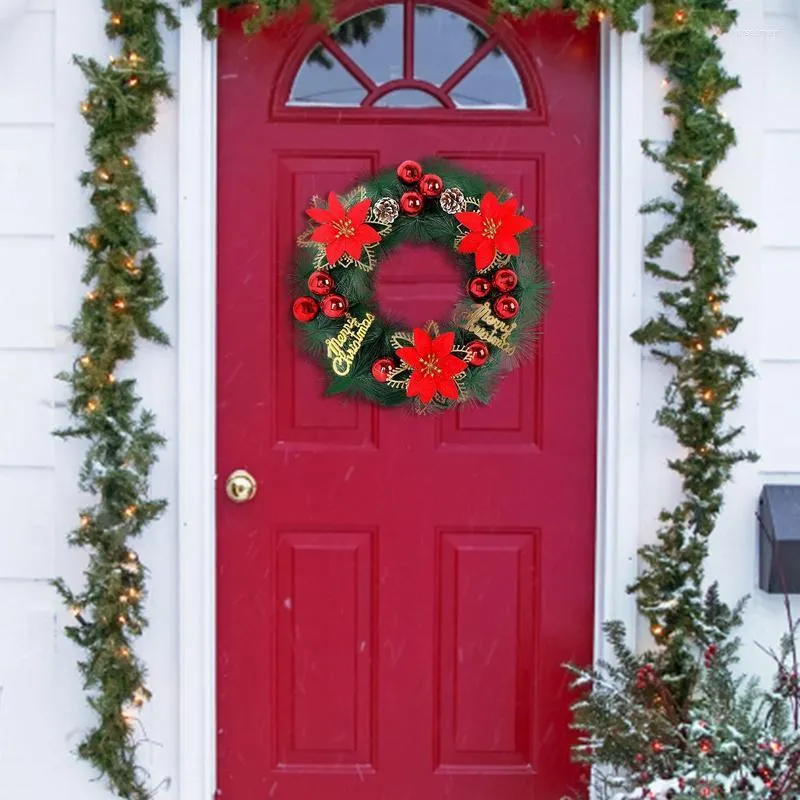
<box><xmin>0</xmin><ymin>0</ymin><xmax>797</xmax><ymax>797</ymax></box>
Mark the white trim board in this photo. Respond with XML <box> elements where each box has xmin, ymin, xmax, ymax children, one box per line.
<box><xmin>174</xmin><ymin>13</ymin><xmax>646</xmax><ymax>799</ymax></box>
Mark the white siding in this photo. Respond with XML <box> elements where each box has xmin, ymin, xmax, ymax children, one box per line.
<box><xmin>0</xmin><ymin>0</ymin><xmax>798</xmax><ymax>796</ymax></box>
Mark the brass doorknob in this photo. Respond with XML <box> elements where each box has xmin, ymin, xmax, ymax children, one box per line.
<box><xmin>225</xmin><ymin>469</ymin><xmax>257</xmax><ymax>503</ymax></box>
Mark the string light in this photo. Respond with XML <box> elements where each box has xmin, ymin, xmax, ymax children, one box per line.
<box><xmin>596</xmin><ymin>10</ymin><xmax>605</xmax><ymax>21</ymax></box>
<box><xmin>118</xmin><ymin>200</ymin><xmax>133</xmax><ymax>213</ymax></box>
<box><xmin>132</xmin><ymin>687</ymin><xmax>148</xmax><ymax>707</ymax></box>
<box><xmin>118</xmin><ymin>615</ymin><xmax>127</xmax><ymax>626</ymax></box>
<box><xmin>651</xmin><ymin>740</ymin><xmax>664</xmax><ymax>753</ymax></box>
<box><xmin>128</xmin><ymin>551</ymin><xmax>138</xmax><ymax>562</ymax></box>
<box><xmin>661</xmin><ymin>78</ymin><xmax>669</xmax><ymax>88</ymax></box>
<box><xmin>86</xmin><ymin>397</ymin><xmax>100</xmax><ymax>413</ymax></box>
<box><xmin>80</xmin><ymin>514</ymin><xmax>91</xmax><ymax>528</ymax></box>
<box><xmin>79</xmin><ymin>355</ymin><xmax>92</xmax><ymax>367</ymax></box>
<box><xmin>70</xmin><ymin>605</ymin><xmax>82</xmax><ymax>618</ymax></box>
<box><xmin>110</xmin><ymin>13</ymin><xmax>122</xmax><ymax>26</ymax></box>
<box><xmin>714</xmin><ymin>327</ymin><xmax>726</xmax><ymax>338</ymax></box>
<box><xmin>701</xmin><ymin>389</ymin><xmax>714</xmax><ymax>403</ymax></box>
<box><xmin>711</xmin><ymin>302</ymin><xmax>721</xmax><ymax>314</ymax></box>
<box><xmin>121</xmin><ymin>156</ymin><xmax>130</xmax><ymax>167</ymax></box>
<box><xmin>127</xmin><ymin>588</ymin><xmax>140</xmax><ymax>600</ymax></box>
<box><xmin>118</xmin><ymin>646</ymin><xmax>130</xmax><ymax>659</ymax></box>
<box><xmin>651</xmin><ymin>623</ymin><xmax>664</xmax><ymax>637</ymax></box>
<box><xmin>673</xmin><ymin>9</ymin><xmax>687</xmax><ymax>23</ymax></box>
<box><xmin>80</xmin><ymin>101</ymin><xmax>91</xmax><ymax>114</ymax></box>
<box><xmin>122</xmin><ymin>256</ymin><xmax>136</xmax><ymax>271</ymax></box>
<box><xmin>113</xmin><ymin>298</ymin><xmax>127</xmax><ymax>311</ymax></box>
<box><xmin>122</xmin><ymin>505</ymin><xmax>137</xmax><ymax>519</ymax></box>
<box><xmin>127</xmin><ymin>76</ymin><xmax>139</xmax><ymax>88</ymax></box>
<box><xmin>86</xmin><ymin>290</ymin><xmax>99</xmax><ymax>301</ymax></box>
<box><xmin>85</xmin><ymin>232</ymin><xmax>100</xmax><ymax>249</ymax></box>
<box><xmin>107</xmin><ymin>373</ymin><xmax>116</xmax><ymax>384</ymax></box>
<box><xmin>121</xmin><ymin>708</ymin><xmax>136</xmax><ymax>728</ymax></box>
<box><xmin>96</xmin><ymin>168</ymin><xmax>110</xmax><ymax>182</ymax></box>
<box><xmin>128</xmin><ymin>52</ymin><xmax>142</xmax><ymax>66</ymax></box>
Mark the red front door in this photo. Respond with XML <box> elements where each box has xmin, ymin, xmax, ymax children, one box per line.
<box><xmin>217</xmin><ymin>3</ymin><xmax>599</xmax><ymax>799</ymax></box>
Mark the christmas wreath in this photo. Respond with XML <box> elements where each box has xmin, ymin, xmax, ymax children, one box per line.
<box><xmin>291</xmin><ymin>158</ymin><xmax>548</xmax><ymax>411</ymax></box>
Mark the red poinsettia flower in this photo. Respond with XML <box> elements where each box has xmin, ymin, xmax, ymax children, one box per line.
<box><xmin>307</xmin><ymin>192</ymin><xmax>381</xmax><ymax>264</ymax></box>
<box><xmin>396</xmin><ymin>328</ymin><xmax>467</xmax><ymax>404</ymax></box>
<box><xmin>455</xmin><ymin>191</ymin><xmax>533</xmax><ymax>270</ymax></box>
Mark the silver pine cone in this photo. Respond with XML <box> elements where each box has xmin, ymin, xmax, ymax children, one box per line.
<box><xmin>440</xmin><ymin>187</ymin><xmax>467</xmax><ymax>214</ymax></box>
<box><xmin>373</xmin><ymin>197</ymin><xmax>400</xmax><ymax>224</ymax></box>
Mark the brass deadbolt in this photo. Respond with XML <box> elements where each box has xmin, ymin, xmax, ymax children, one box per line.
<box><xmin>225</xmin><ymin>469</ymin><xmax>257</xmax><ymax>503</ymax></box>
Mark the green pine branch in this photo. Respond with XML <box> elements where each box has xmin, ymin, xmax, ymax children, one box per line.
<box><xmin>56</xmin><ymin>1</ymin><xmax>176</xmax><ymax>797</ymax></box>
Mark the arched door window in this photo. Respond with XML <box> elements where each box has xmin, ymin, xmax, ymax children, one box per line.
<box><xmin>286</xmin><ymin>2</ymin><xmax>537</xmax><ymax>110</ymax></box>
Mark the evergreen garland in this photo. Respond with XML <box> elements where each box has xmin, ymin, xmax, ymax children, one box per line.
<box><xmin>55</xmin><ymin>1</ymin><xmax>177</xmax><ymax>797</ymax></box>
<box><xmin>60</xmin><ymin>0</ymin><xmax>759</xmax><ymax>797</ymax></box>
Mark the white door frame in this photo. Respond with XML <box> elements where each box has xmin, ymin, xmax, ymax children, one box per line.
<box><xmin>175</xmin><ymin>12</ymin><xmax>646</xmax><ymax>799</ymax></box>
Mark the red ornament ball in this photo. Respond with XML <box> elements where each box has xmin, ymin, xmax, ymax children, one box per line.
<box><xmin>419</xmin><ymin>173</ymin><xmax>443</xmax><ymax>198</ymax></box>
<box><xmin>494</xmin><ymin>294</ymin><xmax>519</xmax><ymax>320</ymax></box>
<box><xmin>308</xmin><ymin>270</ymin><xmax>334</xmax><ymax>296</ymax></box>
<box><xmin>292</xmin><ymin>296</ymin><xmax>318</xmax><ymax>323</ymax></box>
<box><xmin>468</xmin><ymin>276</ymin><xmax>492</xmax><ymax>300</ymax></box>
<box><xmin>466</xmin><ymin>340</ymin><xmax>490</xmax><ymax>366</ymax></box>
<box><xmin>400</xmin><ymin>191</ymin><xmax>424</xmax><ymax>215</ymax></box>
<box><xmin>371</xmin><ymin>358</ymin><xmax>395</xmax><ymax>383</ymax></box>
<box><xmin>397</xmin><ymin>160</ymin><xmax>423</xmax><ymax>184</ymax></box>
<box><xmin>321</xmin><ymin>294</ymin><xmax>348</xmax><ymax>318</ymax></box>
<box><xmin>493</xmin><ymin>268</ymin><xmax>518</xmax><ymax>292</ymax></box>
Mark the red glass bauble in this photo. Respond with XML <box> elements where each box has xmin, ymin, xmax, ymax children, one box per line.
<box><xmin>492</xmin><ymin>268</ymin><xmax>518</xmax><ymax>292</ymax></box>
<box><xmin>371</xmin><ymin>358</ymin><xmax>395</xmax><ymax>383</ymax></box>
<box><xmin>400</xmin><ymin>191</ymin><xmax>424</xmax><ymax>215</ymax></box>
<box><xmin>308</xmin><ymin>270</ymin><xmax>334</xmax><ymax>295</ymax></box>
<box><xmin>292</xmin><ymin>296</ymin><xmax>319</xmax><ymax>323</ymax></box>
<box><xmin>466</xmin><ymin>340</ymin><xmax>490</xmax><ymax>366</ymax></box>
<box><xmin>468</xmin><ymin>276</ymin><xmax>492</xmax><ymax>300</ymax></box>
<box><xmin>397</xmin><ymin>160</ymin><xmax>423</xmax><ymax>184</ymax></box>
<box><xmin>321</xmin><ymin>294</ymin><xmax>348</xmax><ymax>318</ymax></box>
<box><xmin>419</xmin><ymin>173</ymin><xmax>443</xmax><ymax>198</ymax></box>
<box><xmin>494</xmin><ymin>294</ymin><xmax>519</xmax><ymax>320</ymax></box>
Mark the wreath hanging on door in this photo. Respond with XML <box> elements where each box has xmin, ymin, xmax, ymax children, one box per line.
<box><xmin>291</xmin><ymin>158</ymin><xmax>548</xmax><ymax>412</ymax></box>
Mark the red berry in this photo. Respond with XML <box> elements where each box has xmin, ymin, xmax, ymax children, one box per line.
<box><xmin>321</xmin><ymin>294</ymin><xmax>348</xmax><ymax>318</ymax></box>
<box><xmin>468</xmin><ymin>276</ymin><xmax>492</xmax><ymax>300</ymax></box>
<box><xmin>419</xmin><ymin>173</ymin><xmax>443</xmax><ymax>198</ymax></box>
<box><xmin>371</xmin><ymin>358</ymin><xmax>395</xmax><ymax>383</ymax></box>
<box><xmin>308</xmin><ymin>270</ymin><xmax>334</xmax><ymax>295</ymax></box>
<box><xmin>400</xmin><ymin>191</ymin><xmax>424</xmax><ymax>215</ymax></box>
<box><xmin>494</xmin><ymin>294</ymin><xmax>519</xmax><ymax>320</ymax></box>
<box><xmin>292</xmin><ymin>296</ymin><xmax>318</xmax><ymax>323</ymax></box>
<box><xmin>493</xmin><ymin>268</ymin><xmax>518</xmax><ymax>292</ymax></box>
<box><xmin>397</xmin><ymin>160</ymin><xmax>423</xmax><ymax>184</ymax></box>
<box><xmin>466</xmin><ymin>340</ymin><xmax>490</xmax><ymax>366</ymax></box>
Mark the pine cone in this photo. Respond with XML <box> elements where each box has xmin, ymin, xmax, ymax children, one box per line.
<box><xmin>440</xmin><ymin>187</ymin><xmax>466</xmax><ymax>214</ymax></box>
<box><xmin>373</xmin><ymin>197</ymin><xmax>399</xmax><ymax>224</ymax></box>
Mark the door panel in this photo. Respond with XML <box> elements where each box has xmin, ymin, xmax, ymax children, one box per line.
<box><xmin>217</xmin><ymin>3</ymin><xmax>599</xmax><ymax>799</ymax></box>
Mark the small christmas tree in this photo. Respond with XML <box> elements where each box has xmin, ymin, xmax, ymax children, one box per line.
<box><xmin>570</xmin><ymin>586</ymin><xmax>800</xmax><ymax>799</ymax></box>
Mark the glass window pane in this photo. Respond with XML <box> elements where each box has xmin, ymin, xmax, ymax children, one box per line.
<box><xmin>331</xmin><ymin>5</ymin><xmax>404</xmax><ymax>86</ymax></box>
<box><xmin>289</xmin><ymin>46</ymin><xmax>367</xmax><ymax>106</ymax></box>
<box><xmin>414</xmin><ymin>5</ymin><xmax>490</xmax><ymax>86</ymax></box>
<box><xmin>373</xmin><ymin>89</ymin><xmax>444</xmax><ymax>108</ymax></box>
<box><xmin>450</xmin><ymin>52</ymin><xmax>526</xmax><ymax>109</ymax></box>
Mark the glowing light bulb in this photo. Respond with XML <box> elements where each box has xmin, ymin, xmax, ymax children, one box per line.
<box><xmin>651</xmin><ymin>623</ymin><xmax>664</xmax><ymax>637</ymax></box>
<box><xmin>122</xmin><ymin>505</ymin><xmax>137</xmax><ymax>519</ymax></box>
<box><xmin>118</xmin><ymin>201</ymin><xmax>133</xmax><ymax>213</ymax></box>
<box><xmin>80</xmin><ymin>514</ymin><xmax>91</xmax><ymax>528</ymax></box>
<box><xmin>110</xmin><ymin>13</ymin><xmax>122</xmax><ymax>26</ymax></box>
<box><xmin>79</xmin><ymin>355</ymin><xmax>92</xmax><ymax>367</ymax></box>
<box><xmin>127</xmin><ymin>76</ymin><xmax>139</xmax><ymax>88</ymax></box>
<box><xmin>674</xmin><ymin>9</ymin><xmax>687</xmax><ymax>23</ymax></box>
<box><xmin>113</xmin><ymin>298</ymin><xmax>127</xmax><ymax>311</ymax></box>
<box><xmin>86</xmin><ymin>398</ymin><xmax>99</xmax><ymax>413</ymax></box>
